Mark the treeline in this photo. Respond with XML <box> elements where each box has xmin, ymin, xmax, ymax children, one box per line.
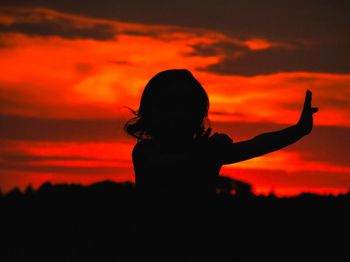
<box><xmin>1</xmin><ymin>180</ymin><xmax>349</xmax><ymax>262</ymax></box>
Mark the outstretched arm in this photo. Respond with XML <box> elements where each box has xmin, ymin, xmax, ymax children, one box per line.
<box><xmin>216</xmin><ymin>90</ymin><xmax>319</xmax><ymax>164</ymax></box>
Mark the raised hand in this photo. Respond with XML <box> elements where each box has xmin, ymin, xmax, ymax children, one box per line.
<box><xmin>209</xmin><ymin>132</ymin><xmax>233</xmax><ymax>147</ymax></box>
<box><xmin>297</xmin><ymin>89</ymin><xmax>319</xmax><ymax>135</ymax></box>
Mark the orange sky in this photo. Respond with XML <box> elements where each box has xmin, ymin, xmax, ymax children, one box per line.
<box><xmin>1</xmin><ymin>6</ymin><xmax>350</xmax><ymax>196</ymax></box>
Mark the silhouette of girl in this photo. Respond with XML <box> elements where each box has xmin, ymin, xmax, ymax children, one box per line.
<box><xmin>125</xmin><ymin>69</ymin><xmax>319</xmax><ymax>197</ymax></box>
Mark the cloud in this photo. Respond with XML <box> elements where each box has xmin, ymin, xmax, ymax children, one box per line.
<box><xmin>0</xmin><ymin>114</ymin><xmax>130</xmax><ymax>142</ymax></box>
<box><xmin>0</xmin><ymin>165</ymin><xmax>130</xmax><ymax>180</ymax></box>
<box><xmin>210</xmin><ymin>111</ymin><xmax>245</xmax><ymax>118</ymax></box>
<box><xmin>0</xmin><ymin>6</ymin><xmax>202</xmax><ymax>42</ymax></box>
<box><xmin>1</xmin><ymin>154</ymin><xmax>101</xmax><ymax>162</ymax></box>
<box><xmin>193</xmin><ymin>41</ymin><xmax>350</xmax><ymax>76</ymax></box>
<box><xmin>0</xmin><ymin>20</ymin><xmax>116</xmax><ymax>40</ymax></box>
<box><xmin>0</xmin><ymin>7</ymin><xmax>117</xmax><ymax>40</ymax></box>
<box><xmin>3</xmin><ymin>1</ymin><xmax>349</xmax><ymax>42</ymax></box>
<box><xmin>186</xmin><ymin>41</ymin><xmax>248</xmax><ymax>57</ymax></box>
<box><xmin>2</xmin><ymin>5</ymin><xmax>349</xmax><ymax>76</ymax></box>
<box><xmin>291</xmin><ymin>125</ymin><xmax>350</xmax><ymax>168</ymax></box>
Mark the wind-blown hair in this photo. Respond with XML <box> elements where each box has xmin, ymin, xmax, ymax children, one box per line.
<box><xmin>124</xmin><ymin>69</ymin><xmax>210</xmax><ymax>141</ymax></box>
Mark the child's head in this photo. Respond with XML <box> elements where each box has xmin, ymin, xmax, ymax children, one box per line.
<box><xmin>125</xmin><ymin>69</ymin><xmax>209</xmax><ymax>141</ymax></box>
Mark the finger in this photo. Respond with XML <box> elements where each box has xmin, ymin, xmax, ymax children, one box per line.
<box><xmin>203</xmin><ymin>128</ymin><xmax>211</xmax><ymax>138</ymax></box>
<box><xmin>304</xmin><ymin>89</ymin><xmax>312</xmax><ymax>109</ymax></box>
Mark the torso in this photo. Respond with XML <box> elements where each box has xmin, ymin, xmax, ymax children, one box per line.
<box><xmin>132</xmin><ymin>139</ymin><xmax>222</xmax><ymax>197</ymax></box>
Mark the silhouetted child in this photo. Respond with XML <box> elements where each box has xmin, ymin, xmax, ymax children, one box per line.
<box><xmin>125</xmin><ymin>69</ymin><xmax>319</xmax><ymax>198</ymax></box>
<box><xmin>125</xmin><ymin>69</ymin><xmax>319</xmax><ymax>260</ymax></box>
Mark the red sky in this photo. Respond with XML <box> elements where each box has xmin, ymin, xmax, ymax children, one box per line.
<box><xmin>1</xmin><ymin>4</ymin><xmax>350</xmax><ymax>196</ymax></box>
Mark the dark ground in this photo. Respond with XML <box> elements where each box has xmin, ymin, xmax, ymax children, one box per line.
<box><xmin>1</xmin><ymin>180</ymin><xmax>349</xmax><ymax>262</ymax></box>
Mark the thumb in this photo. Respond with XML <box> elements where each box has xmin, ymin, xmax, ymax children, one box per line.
<box><xmin>311</xmin><ymin>107</ymin><xmax>319</xmax><ymax>114</ymax></box>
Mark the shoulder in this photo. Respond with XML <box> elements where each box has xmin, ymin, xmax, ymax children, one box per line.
<box><xmin>206</xmin><ymin>132</ymin><xmax>234</xmax><ymax>163</ymax></box>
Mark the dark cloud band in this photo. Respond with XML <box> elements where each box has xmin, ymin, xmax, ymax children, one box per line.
<box><xmin>0</xmin><ymin>7</ymin><xmax>117</xmax><ymax>41</ymax></box>
<box><xmin>0</xmin><ymin>21</ymin><xmax>117</xmax><ymax>40</ymax></box>
<box><xmin>186</xmin><ymin>38</ymin><xmax>350</xmax><ymax>76</ymax></box>
<box><xmin>0</xmin><ymin>114</ymin><xmax>128</xmax><ymax>142</ymax></box>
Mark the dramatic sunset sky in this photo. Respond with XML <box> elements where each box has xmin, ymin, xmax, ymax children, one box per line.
<box><xmin>1</xmin><ymin>1</ymin><xmax>349</xmax><ymax>196</ymax></box>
